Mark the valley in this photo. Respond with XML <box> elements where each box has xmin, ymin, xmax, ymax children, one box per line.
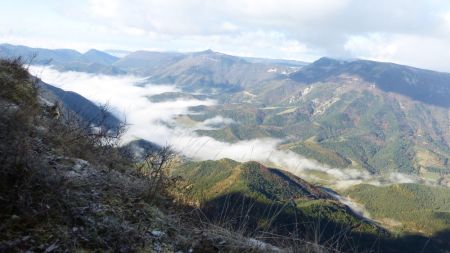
<box><xmin>1</xmin><ymin>43</ymin><xmax>450</xmax><ymax>252</ymax></box>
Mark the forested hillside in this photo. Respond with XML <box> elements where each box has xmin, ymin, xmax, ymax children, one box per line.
<box><xmin>345</xmin><ymin>183</ymin><xmax>450</xmax><ymax>235</ymax></box>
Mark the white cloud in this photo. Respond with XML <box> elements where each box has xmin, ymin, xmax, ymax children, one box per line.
<box><xmin>78</xmin><ymin>0</ymin><xmax>450</xmax><ymax>70</ymax></box>
<box><xmin>344</xmin><ymin>33</ymin><xmax>398</xmax><ymax>60</ymax></box>
<box><xmin>221</xmin><ymin>22</ymin><xmax>238</xmax><ymax>32</ymax></box>
<box><xmin>88</xmin><ymin>0</ymin><xmax>119</xmax><ymax>18</ymax></box>
<box><xmin>388</xmin><ymin>173</ymin><xmax>417</xmax><ymax>184</ymax></box>
<box><xmin>29</xmin><ymin>67</ymin><xmax>421</xmax><ymax>190</ymax></box>
<box><xmin>195</xmin><ymin>116</ymin><xmax>235</xmax><ymax>130</ymax></box>
<box><xmin>2</xmin><ymin>0</ymin><xmax>450</xmax><ymax>70</ymax></box>
<box><xmin>344</xmin><ymin>33</ymin><xmax>450</xmax><ymax>72</ymax></box>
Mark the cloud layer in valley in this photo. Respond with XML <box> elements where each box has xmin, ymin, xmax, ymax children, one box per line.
<box><xmin>30</xmin><ymin>66</ymin><xmax>420</xmax><ymax>189</ymax></box>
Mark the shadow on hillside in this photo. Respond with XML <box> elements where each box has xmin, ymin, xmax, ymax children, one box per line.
<box><xmin>198</xmin><ymin>192</ymin><xmax>382</xmax><ymax>252</ymax></box>
<box><xmin>197</xmin><ymin>192</ymin><xmax>450</xmax><ymax>253</ymax></box>
<box><xmin>377</xmin><ymin>229</ymin><xmax>450</xmax><ymax>253</ymax></box>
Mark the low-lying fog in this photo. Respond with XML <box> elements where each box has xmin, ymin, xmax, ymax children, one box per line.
<box><xmin>30</xmin><ymin>66</ymin><xmax>419</xmax><ymax>189</ymax></box>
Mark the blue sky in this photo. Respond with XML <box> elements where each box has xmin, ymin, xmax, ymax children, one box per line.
<box><xmin>2</xmin><ymin>0</ymin><xmax>450</xmax><ymax>71</ymax></box>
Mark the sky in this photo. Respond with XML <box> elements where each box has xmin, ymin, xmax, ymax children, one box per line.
<box><xmin>2</xmin><ymin>0</ymin><xmax>450</xmax><ymax>71</ymax></box>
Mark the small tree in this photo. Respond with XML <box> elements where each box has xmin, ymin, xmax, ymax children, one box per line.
<box><xmin>135</xmin><ymin>146</ymin><xmax>178</xmax><ymax>197</ymax></box>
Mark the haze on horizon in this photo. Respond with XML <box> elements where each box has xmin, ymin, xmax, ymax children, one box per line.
<box><xmin>1</xmin><ymin>0</ymin><xmax>450</xmax><ymax>72</ymax></box>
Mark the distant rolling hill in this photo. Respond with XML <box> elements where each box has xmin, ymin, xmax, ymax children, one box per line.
<box><xmin>116</xmin><ymin>49</ymin><xmax>300</xmax><ymax>92</ymax></box>
<box><xmin>81</xmin><ymin>49</ymin><xmax>119</xmax><ymax>65</ymax></box>
<box><xmin>0</xmin><ymin>44</ymin><xmax>124</xmax><ymax>75</ymax></box>
<box><xmin>113</xmin><ymin>50</ymin><xmax>185</xmax><ymax>74</ymax></box>
<box><xmin>1</xmin><ymin>45</ymin><xmax>304</xmax><ymax>91</ymax></box>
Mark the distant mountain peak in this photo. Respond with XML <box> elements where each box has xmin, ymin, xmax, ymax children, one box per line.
<box><xmin>81</xmin><ymin>49</ymin><xmax>118</xmax><ymax>65</ymax></box>
<box><xmin>188</xmin><ymin>49</ymin><xmax>241</xmax><ymax>64</ymax></box>
<box><xmin>83</xmin><ymin>48</ymin><xmax>115</xmax><ymax>58</ymax></box>
<box><xmin>193</xmin><ymin>49</ymin><xmax>221</xmax><ymax>56</ymax></box>
<box><xmin>84</xmin><ymin>48</ymin><xmax>102</xmax><ymax>54</ymax></box>
<box><xmin>312</xmin><ymin>57</ymin><xmax>356</xmax><ymax>66</ymax></box>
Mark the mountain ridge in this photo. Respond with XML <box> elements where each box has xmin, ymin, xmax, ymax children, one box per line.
<box><xmin>290</xmin><ymin>57</ymin><xmax>450</xmax><ymax>107</ymax></box>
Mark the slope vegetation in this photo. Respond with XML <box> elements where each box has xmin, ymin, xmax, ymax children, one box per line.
<box><xmin>345</xmin><ymin>183</ymin><xmax>450</xmax><ymax>235</ymax></box>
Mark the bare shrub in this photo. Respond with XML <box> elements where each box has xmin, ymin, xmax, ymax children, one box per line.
<box><xmin>0</xmin><ymin>57</ymin><xmax>38</xmax><ymax>107</ymax></box>
<box><xmin>135</xmin><ymin>146</ymin><xmax>180</xmax><ymax>199</ymax></box>
<box><xmin>45</xmin><ymin>102</ymin><xmax>129</xmax><ymax>169</ymax></box>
